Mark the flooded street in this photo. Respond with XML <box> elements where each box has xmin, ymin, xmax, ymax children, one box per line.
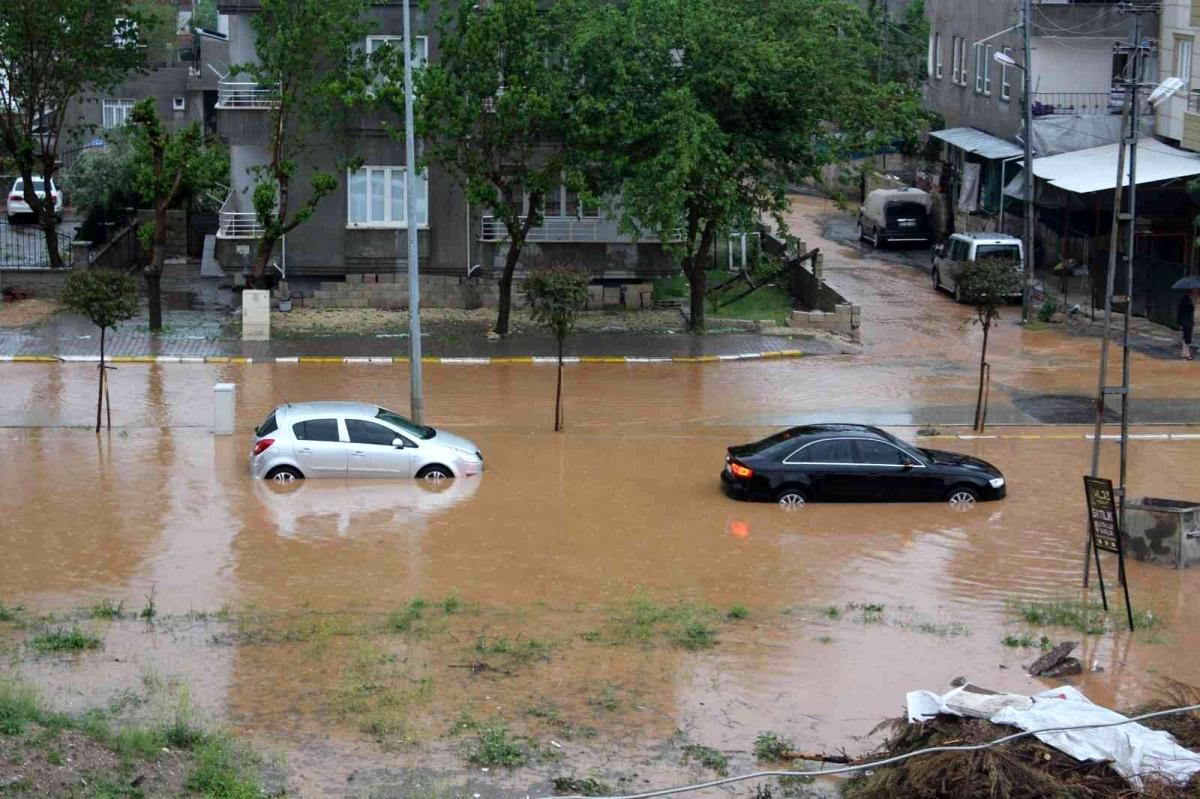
<box><xmin>4</xmin><ymin>201</ymin><xmax>1200</xmax><ymax>797</ymax></box>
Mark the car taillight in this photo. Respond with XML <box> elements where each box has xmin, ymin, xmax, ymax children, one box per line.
<box><xmin>8</xmin><ymin>195</ymin><xmax>19</xmax><ymax>202</ymax></box>
<box><xmin>253</xmin><ymin>438</ymin><xmax>274</xmax><ymax>456</ymax></box>
<box><xmin>730</xmin><ymin>462</ymin><xmax>753</xmax><ymax>478</ymax></box>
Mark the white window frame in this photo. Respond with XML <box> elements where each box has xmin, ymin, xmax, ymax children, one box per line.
<box><xmin>951</xmin><ymin>36</ymin><xmax>961</xmax><ymax>84</ymax></box>
<box><xmin>974</xmin><ymin>42</ymin><xmax>984</xmax><ymax>93</ymax></box>
<box><xmin>1176</xmin><ymin>35</ymin><xmax>1194</xmax><ymax>92</ymax></box>
<box><xmin>528</xmin><ymin>182</ymin><xmax>602</xmax><ymax>219</ymax></box>
<box><xmin>983</xmin><ymin>44</ymin><xmax>993</xmax><ymax>95</ymax></box>
<box><xmin>1000</xmin><ymin>46</ymin><xmax>1012</xmax><ymax>101</ymax></box>
<box><xmin>102</xmin><ymin>99</ymin><xmax>135</xmax><ymax>130</ymax></box>
<box><xmin>346</xmin><ymin>165</ymin><xmax>429</xmax><ymax>229</ymax></box>
<box><xmin>934</xmin><ymin>32</ymin><xmax>943</xmax><ymax>79</ymax></box>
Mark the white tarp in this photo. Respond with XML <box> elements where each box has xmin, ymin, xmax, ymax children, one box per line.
<box><xmin>957</xmin><ymin>162</ymin><xmax>981</xmax><ymax>213</ymax></box>
<box><xmin>906</xmin><ymin>685</ymin><xmax>1200</xmax><ymax>789</ymax></box>
<box><xmin>1011</xmin><ymin>138</ymin><xmax>1200</xmax><ymax>196</ymax></box>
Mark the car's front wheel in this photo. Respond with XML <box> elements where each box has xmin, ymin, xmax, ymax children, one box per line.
<box><xmin>416</xmin><ymin>464</ymin><xmax>453</xmax><ymax>483</ymax></box>
<box><xmin>776</xmin><ymin>488</ymin><xmax>808</xmax><ymax>511</ymax></box>
<box><xmin>947</xmin><ymin>487</ymin><xmax>979</xmax><ymax>510</ymax></box>
<box><xmin>266</xmin><ymin>465</ymin><xmax>303</xmax><ymax>483</ymax></box>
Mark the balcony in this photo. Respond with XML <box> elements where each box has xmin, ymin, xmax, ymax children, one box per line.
<box><xmin>217</xmin><ymin>193</ymin><xmax>264</xmax><ymax>239</ymax></box>
<box><xmin>216</xmin><ymin>81</ymin><xmax>280</xmax><ymax>110</ymax></box>
<box><xmin>1032</xmin><ymin>92</ymin><xmax>1122</xmax><ymax>117</ymax></box>
<box><xmin>481</xmin><ymin>215</ymin><xmax>609</xmax><ymax>242</ymax></box>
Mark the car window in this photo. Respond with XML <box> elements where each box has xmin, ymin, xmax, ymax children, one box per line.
<box><xmin>789</xmin><ymin>439</ymin><xmax>858</xmax><ymax>465</ymax></box>
<box><xmin>949</xmin><ymin>238</ymin><xmax>970</xmax><ymax>261</ymax></box>
<box><xmin>12</xmin><ymin>180</ymin><xmax>45</xmax><ymax>192</ymax></box>
<box><xmin>255</xmin><ymin>411</ymin><xmax>277</xmax><ymax>437</ymax></box>
<box><xmin>975</xmin><ymin>244</ymin><xmax>1020</xmax><ymax>264</ymax></box>
<box><xmin>293</xmin><ymin>418</ymin><xmax>340</xmax><ymax>442</ymax></box>
<box><xmin>376</xmin><ymin>408</ymin><xmax>434</xmax><ymax>440</ymax></box>
<box><xmin>855</xmin><ymin>440</ymin><xmax>910</xmax><ymax>466</ymax></box>
<box><xmin>346</xmin><ymin>419</ymin><xmax>399</xmax><ymax>446</ymax></box>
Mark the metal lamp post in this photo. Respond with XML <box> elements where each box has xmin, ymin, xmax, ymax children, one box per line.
<box><xmin>402</xmin><ymin>0</ymin><xmax>424</xmax><ymax>424</ymax></box>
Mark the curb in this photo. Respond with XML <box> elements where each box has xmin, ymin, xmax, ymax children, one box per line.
<box><xmin>0</xmin><ymin>349</ymin><xmax>805</xmax><ymax>366</ymax></box>
<box><xmin>917</xmin><ymin>432</ymin><xmax>1200</xmax><ymax>442</ymax></box>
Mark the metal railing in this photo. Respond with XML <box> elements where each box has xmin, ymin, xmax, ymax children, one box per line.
<box><xmin>1188</xmin><ymin>90</ymin><xmax>1200</xmax><ymax>113</ymax></box>
<box><xmin>478</xmin><ymin>215</ymin><xmax>679</xmax><ymax>243</ymax></box>
<box><xmin>0</xmin><ymin>220</ymin><xmax>77</xmax><ymax>269</ymax></box>
<box><xmin>216</xmin><ymin>80</ymin><xmax>281</xmax><ymax>109</ymax></box>
<box><xmin>1031</xmin><ymin>92</ymin><xmax>1122</xmax><ymax>116</ymax></box>
<box><xmin>217</xmin><ymin>192</ymin><xmax>265</xmax><ymax>239</ymax></box>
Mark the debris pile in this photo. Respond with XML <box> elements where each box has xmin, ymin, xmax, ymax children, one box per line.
<box><xmin>844</xmin><ymin>682</ymin><xmax>1200</xmax><ymax>799</ymax></box>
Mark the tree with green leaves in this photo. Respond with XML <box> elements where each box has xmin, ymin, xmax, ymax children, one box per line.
<box><xmin>524</xmin><ymin>267</ymin><xmax>590</xmax><ymax>431</ymax></box>
<box><xmin>62</xmin><ymin>269</ymin><xmax>140</xmax><ymax>432</ymax></box>
<box><xmin>957</xmin><ymin>258</ymin><xmax>1022</xmax><ymax>432</ymax></box>
<box><xmin>235</xmin><ymin>0</ymin><xmax>371</xmax><ymax>284</ymax></box>
<box><xmin>0</xmin><ymin>0</ymin><xmax>145</xmax><ymax>268</ymax></box>
<box><xmin>412</xmin><ymin>0</ymin><xmax>597</xmax><ymax>336</ymax></box>
<box><xmin>580</xmin><ymin>0</ymin><xmax>923</xmax><ymax>331</ymax></box>
<box><xmin>191</xmin><ymin>0</ymin><xmax>219</xmax><ymax>32</ymax></box>
<box><xmin>128</xmin><ymin>98</ymin><xmax>228</xmax><ymax>331</ymax></box>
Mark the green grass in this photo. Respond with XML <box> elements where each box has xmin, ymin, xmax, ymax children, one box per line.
<box><xmin>30</xmin><ymin>626</ymin><xmax>103</xmax><ymax>652</ymax></box>
<box><xmin>754</xmin><ymin>731</ymin><xmax>796</xmax><ymax>761</ymax></box>
<box><xmin>387</xmin><ymin>598</ymin><xmax>429</xmax><ymax>635</ymax></box>
<box><xmin>681</xmin><ymin>743</ymin><xmax>729</xmax><ymax>775</ymax></box>
<box><xmin>819</xmin><ymin>605</ymin><xmax>842</xmax><ymax>620</ymax></box>
<box><xmin>474</xmin><ymin>635</ymin><xmax>553</xmax><ymax>664</ymax></box>
<box><xmin>1001</xmin><ymin>632</ymin><xmax>1052</xmax><ymax>649</ymax></box>
<box><xmin>1010</xmin><ymin>598</ymin><xmax>1159</xmax><ymax>635</ymax></box>
<box><xmin>87</xmin><ymin>598</ymin><xmax>125</xmax><ymax>620</ymax></box>
<box><xmin>552</xmin><ymin>776</ymin><xmax>613</xmax><ymax>797</ymax></box>
<box><xmin>467</xmin><ymin>722</ymin><xmax>529</xmax><ymax>767</ymax></box>
<box><xmin>847</xmin><ymin>602</ymin><xmax>886</xmax><ymax>624</ymax></box>
<box><xmin>726</xmin><ymin>604</ymin><xmax>749</xmax><ymax>621</ymax></box>
<box><xmin>0</xmin><ymin>601</ymin><xmax>21</xmax><ymax>622</ymax></box>
<box><xmin>589</xmin><ymin>685</ymin><xmax>622</xmax><ymax>712</ymax></box>
<box><xmin>606</xmin><ymin>591</ymin><xmax>722</xmax><ymax>650</ymax></box>
<box><xmin>653</xmin><ymin>269</ymin><xmax>794</xmax><ymax>324</ymax></box>
<box><xmin>185</xmin><ymin>734</ymin><xmax>263</xmax><ymax>799</ymax></box>
<box><xmin>0</xmin><ymin>681</ymin><xmax>41</xmax><ymax>735</ymax></box>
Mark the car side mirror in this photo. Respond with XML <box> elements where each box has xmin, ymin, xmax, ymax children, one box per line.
<box><xmin>902</xmin><ymin>456</ymin><xmax>917</xmax><ymax>469</ymax></box>
<box><xmin>393</xmin><ymin>438</ymin><xmax>406</xmax><ymax>449</ymax></box>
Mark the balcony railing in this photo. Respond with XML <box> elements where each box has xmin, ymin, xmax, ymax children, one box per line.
<box><xmin>217</xmin><ymin>193</ymin><xmax>264</xmax><ymax>239</ymax></box>
<box><xmin>481</xmin><ymin>215</ymin><xmax>608</xmax><ymax>242</ymax></box>
<box><xmin>1189</xmin><ymin>91</ymin><xmax>1200</xmax><ymax>113</ymax></box>
<box><xmin>1032</xmin><ymin>92</ymin><xmax>1121</xmax><ymax>116</ymax></box>
<box><xmin>216</xmin><ymin>81</ymin><xmax>281</xmax><ymax>109</ymax></box>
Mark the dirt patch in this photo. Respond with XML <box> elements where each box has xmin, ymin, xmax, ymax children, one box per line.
<box><xmin>0</xmin><ymin>298</ymin><xmax>60</xmax><ymax>329</ymax></box>
<box><xmin>271</xmin><ymin>307</ymin><xmax>685</xmax><ymax>337</ymax></box>
<box><xmin>0</xmin><ymin>725</ymin><xmax>191</xmax><ymax>798</ymax></box>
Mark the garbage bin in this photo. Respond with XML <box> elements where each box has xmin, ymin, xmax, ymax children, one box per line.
<box><xmin>1124</xmin><ymin>498</ymin><xmax>1200</xmax><ymax>569</ymax></box>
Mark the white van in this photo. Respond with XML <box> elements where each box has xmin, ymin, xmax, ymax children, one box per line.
<box><xmin>930</xmin><ymin>233</ymin><xmax>1024</xmax><ymax>302</ymax></box>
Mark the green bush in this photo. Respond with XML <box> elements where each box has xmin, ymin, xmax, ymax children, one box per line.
<box><xmin>1037</xmin><ymin>296</ymin><xmax>1059</xmax><ymax>323</ymax></box>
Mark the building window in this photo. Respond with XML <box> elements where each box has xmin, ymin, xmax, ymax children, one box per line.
<box><xmin>1176</xmin><ymin>35</ymin><xmax>1194</xmax><ymax>91</ymax></box>
<box><xmin>974</xmin><ymin>43</ymin><xmax>984</xmax><ymax>94</ymax></box>
<box><xmin>1000</xmin><ymin>46</ymin><xmax>1012</xmax><ymax>101</ymax></box>
<box><xmin>952</xmin><ymin>37</ymin><xmax>968</xmax><ymax>86</ymax></box>
<box><xmin>934</xmin><ymin>32</ymin><xmax>943</xmax><ymax>79</ymax></box>
<box><xmin>951</xmin><ymin>36</ymin><xmax>961</xmax><ymax>84</ymax></box>
<box><xmin>366</xmin><ymin>35</ymin><xmax>428</xmax><ymax>70</ymax></box>
<box><xmin>530</xmin><ymin>183</ymin><xmax>601</xmax><ymax>219</ymax></box>
<box><xmin>102</xmin><ymin>99</ymin><xmax>134</xmax><ymax>129</ymax></box>
<box><xmin>347</xmin><ymin>166</ymin><xmax>428</xmax><ymax>228</ymax></box>
<box><xmin>983</xmin><ymin>44</ymin><xmax>993</xmax><ymax>95</ymax></box>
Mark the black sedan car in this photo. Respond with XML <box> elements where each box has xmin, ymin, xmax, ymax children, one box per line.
<box><xmin>720</xmin><ymin>424</ymin><xmax>1006</xmax><ymax>509</ymax></box>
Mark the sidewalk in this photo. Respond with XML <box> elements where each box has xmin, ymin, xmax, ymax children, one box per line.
<box><xmin>0</xmin><ymin>309</ymin><xmax>852</xmax><ymax>361</ymax></box>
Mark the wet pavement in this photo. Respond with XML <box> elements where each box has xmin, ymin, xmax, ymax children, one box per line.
<box><xmin>2</xmin><ymin>196</ymin><xmax>1200</xmax><ymax>797</ymax></box>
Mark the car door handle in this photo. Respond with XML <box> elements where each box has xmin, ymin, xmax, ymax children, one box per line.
<box><xmin>299</xmin><ymin>447</ymin><xmax>312</xmax><ymax>454</ymax></box>
<box><xmin>351</xmin><ymin>450</ymin><xmax>365</xmax><ymax>457</ymax></box>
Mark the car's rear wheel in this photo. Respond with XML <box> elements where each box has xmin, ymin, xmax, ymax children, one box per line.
<box><xmin>948</xmin><ymin>487</ymin><xmax>979</xmax><ymax>510</ymax></box>
<box><xmin>417</xmin><ymin>464</ymin><xmax>453</xmax><ymax>483</ymax></box>
<box><xmin>931</xmin><ymin>268</ymin><xmax>941</xmax><ymax>291</ymax></box>
<box><xmin>777</xmin><ymin>488</ymin><xmax>808</xmax><ymax>511</ymax></box>
<box><xmin>266</xmin><ymin>465</ymin><xmax>302</xmax><ymax>483</ymax></box>
<box><xmin>857</xmin><ymin>221</ymin><xmax>866</xmax><ymax>242</ymax></box>
<box><xmin>954</xmin><ymin>283</ymin><xmax>963</xmax><ymax>303</ymax></box>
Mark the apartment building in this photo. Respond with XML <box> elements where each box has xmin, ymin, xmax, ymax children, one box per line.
<box><xmin>213</xmin><ymin>0</ymin><xmax>672</xmax><ymax>298</ymax></box>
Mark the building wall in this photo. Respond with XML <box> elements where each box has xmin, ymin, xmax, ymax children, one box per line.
<box><xmin>1157</xmin><ymin>2</ymin><xmax>1200</xmax><ymax>145</ymax></box>
<box><xmin>1029</xmin><ymin>38</ymin><xmax>1113</xmax><ymax>95</ymax></box>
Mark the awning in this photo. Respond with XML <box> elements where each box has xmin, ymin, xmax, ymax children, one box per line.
<box><xmin>1005</xmin><ymin>138</ymin><xmax>1200</xmax><ymax>196</ymax></box>
<box><xmin>930</xmin><ymin>127</ymin><xmax>1025</xmax><ymax>160</ymax></box>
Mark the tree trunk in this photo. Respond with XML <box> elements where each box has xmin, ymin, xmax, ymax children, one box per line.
<box><xmin>688</xmin><ymin>266</ymin><xmax>707</xmax><ymax>332</ymax></box>
<box><xmin>252</xmin><ymin>236</ymin><xmax>276</xmax><ymax>288</ymax></box>
<box><xmin>554</xmin><ymin>335</ymin><xmax>564</xmax><ymax>432</ymax></box>
<box><xmin>495</xmin><ymin>237</ymin><xmax>522</xmax><ymax>336</ymax></box>
<box><xmin>41</xmin><ymin>211</ymin><xmax>63</xmax><ymax>269</ymax></box>
<box><xmin>974</xmin><ymin>322</ymin><xmax>991</xmax><ymax>431</ymax></box>
<box><xmin>146</xmin><ymin>207</ymin><xmax>167</xmax><ymax>330</ymax></box>
<box><xmin>96</xmin><ymin>327</ymin><xmax>106</xmax><ymax>433</ymax></box>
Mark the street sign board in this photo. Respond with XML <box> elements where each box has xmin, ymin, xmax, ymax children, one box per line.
<box><xmin>1083</xmin><ymin>476</ymin><xmax>1135</xmax><ymax>632</ymax></box>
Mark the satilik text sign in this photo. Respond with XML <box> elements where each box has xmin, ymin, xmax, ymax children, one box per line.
<box><xmin>1083</xmin><ymin>476</ymin><xmax>1135</xmax><ymax>632</ymax></box>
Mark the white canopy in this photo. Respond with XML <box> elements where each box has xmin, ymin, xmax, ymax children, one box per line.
<box><xmin>1005</xmin><ymin>137</ymin><xmax>1200</xmax><ymax>196</ymax></box>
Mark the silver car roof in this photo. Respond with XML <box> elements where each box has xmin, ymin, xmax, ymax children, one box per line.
<box><xmin>276</xmin><ymin>402</ymin><xmax>382</xmax><ymax>421</ymax></box>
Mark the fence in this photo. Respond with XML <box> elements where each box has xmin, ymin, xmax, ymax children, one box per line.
<box><xmin>0</xmin><ymin>220</ymin><xmax>76</xmax><ymax>269</ymax></box>
<box><xmin>1089</xmin><ymin>254</ymin><xmax>1188</xmax><ymax>328</ymax></box>
<box><xmin>1032</xmin><ymin>92</ymin><xmax>1123</xmax><ymax>117</ymax></box>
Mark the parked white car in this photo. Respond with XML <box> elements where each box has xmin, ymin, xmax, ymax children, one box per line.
<box><xmin>6</xmin><ymin>177</ymin><xmax>64</xmax><ymax>223</ymax></box>
<box><xmin>250</xmin><ymin>402</ymin><xmax>484</xmax><ymax>482</ymax></box>
<box><xmin>931</xmin><ymin>232</ymin><xmax>1024</xmax><ymax>303</ymax></box>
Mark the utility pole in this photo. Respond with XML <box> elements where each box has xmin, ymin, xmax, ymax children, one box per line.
<box><xmin>1084</xmin><ymin>3</ymin><xmax>1156</xmax><ymax>585</ymax></box>
<box><xmin>1021</xmin><ymin>0</ymin><xmax>1035</xmax><ymax>323</ymax></box>
<box><xmin>402</xmin><ymin>0</ymin><xmax>424</xmax><ymax>424</ymax></box>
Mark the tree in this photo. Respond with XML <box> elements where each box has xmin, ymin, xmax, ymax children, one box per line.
<box><xmin>235</xmin><ymin>0</ymin><xmax>370</xmax><ymax>285</ymax></box>
<box><xmin>0</xmin><ymin>1</ymin><xmax>145</xmax><ymax>268</ymax></box>
<box><xmin>524</xmin><ymin>267</ymin><xmax>590</xmax><ymax>432</ymax></box>
<box><xmin>63</xmin><ymin>129</ymin><xmax>142</xmax><ymax>217</ymax></box>
<box><xmin>957</xmin><ymin>258</ymin><xmax>1022</xmax><ymax>432</ymax></box>
<box><xmin>62</xmin><ymin>269</ymin><xmax>139</xmax><ymax>432</ymax></box>
<box><xmin>583</xmin><ymin>0</ymin><xmax>923</xmax><ymax>330</ymax></box>
<box><xmin>412</xmin><ymin>0</ymin><xmax>597</xmax><ymax>336</ymax></box>
<box><xmin>191</xmin><ymin>0</ymin><xmax>218</xmax><ymax>32</ymax></box>
<box><xmin>128</xmin><ymin>98</ymin><xmax>227</xmax><ymax>330</ymax></box>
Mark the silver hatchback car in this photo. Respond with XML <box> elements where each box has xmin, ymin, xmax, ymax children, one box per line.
<box><xmin>250</xmin><ymin>402</ymin><xmax>483</xmax><ymax>483</ymax></box>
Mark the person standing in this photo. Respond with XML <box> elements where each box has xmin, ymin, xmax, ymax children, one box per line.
<box><xmin>1179</xmin><ymin>289</ymin><xmax>1197</xmax><ymax>360</ymax></box>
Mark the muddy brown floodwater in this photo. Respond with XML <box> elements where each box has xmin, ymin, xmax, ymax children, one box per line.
<box><xmin>2</xmin><ymin>358</ymin><xmax>1200</xmax><ymax>797</ymax></box>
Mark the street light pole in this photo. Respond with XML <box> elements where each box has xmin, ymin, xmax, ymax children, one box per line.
<box><xmin>1021</xmin><ymin>0</ymin><xmax>1034</xmax><ymax>323</ymax></box>
<box><xmin>402</xmin><ymin>0</ymin><xmax>424</xmax><ymax>424</ymax></box>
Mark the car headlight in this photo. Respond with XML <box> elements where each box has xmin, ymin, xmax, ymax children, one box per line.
<box><xmin>453</xmin><ymin>447</ymin><xmax>481</xmax><ymax>462</ymax></box>
<box><xmin>989</xmin><ymin>477</ymin><xmax>1005</xmax><ymax>489</ymax></box>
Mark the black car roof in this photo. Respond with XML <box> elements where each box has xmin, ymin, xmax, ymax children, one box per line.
<box><xmin>779</xmin><ymin>424</ymin><xmax>890</xmax><ymax>439</ymax></box>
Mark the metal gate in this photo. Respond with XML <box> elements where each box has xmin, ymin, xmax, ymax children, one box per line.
<box><xmin>0</xmin><ymin>219</ymin><xmax>75</xmax><ymax>269</ymax></box>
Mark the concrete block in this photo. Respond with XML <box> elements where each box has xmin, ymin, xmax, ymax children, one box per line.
<box><xmin>214</xmin><ymin>383</ymin><xmax>236</xmax><ymax>435</ymax></box>
<box><xmin>602</xmin><ymin>286</ymin><xmax>621</xmax><ymax>307</ymax></box>
<box><xmin>365</xmin><ymin>273</ymin><xmax>379</xmax><ymax>283</ymax></box>
<box><xmin>346</xmin><ymin>273</ymin><xmax>363</xmax><ymax>284</ymax></box>
<box><xmin>378</xmin><ymin>273</ymin><xmax>395</xmax><ymax>284</ymax></box>
<box><xmin>241</xmin><ymin>289</ymin><xmax>270</xmax><ymax>341</ymax></box>
<box><xmin>639</xmin><ymin>290</ymin><xmax>653</xmax><ymax>309</ymax></box>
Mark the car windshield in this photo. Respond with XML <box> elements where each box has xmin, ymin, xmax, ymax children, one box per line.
<box><xmin>376</xmin><ymin>408</ymin><xmax>434</xmax><ymax>439</ymax></box>
<box><xmin>255</xmin><ymin>411</ymin><xmax>277</xmax><ymax>437</ymax></box>
<box><xmin>12</xmin><ymin>180</ymin><xmax>45</xmax><ymax>192</ymax></box>
<box><xmin>975</xmin><ymin>244</ymin><xmax>1020</xmax><ymax>263</ymax></box>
